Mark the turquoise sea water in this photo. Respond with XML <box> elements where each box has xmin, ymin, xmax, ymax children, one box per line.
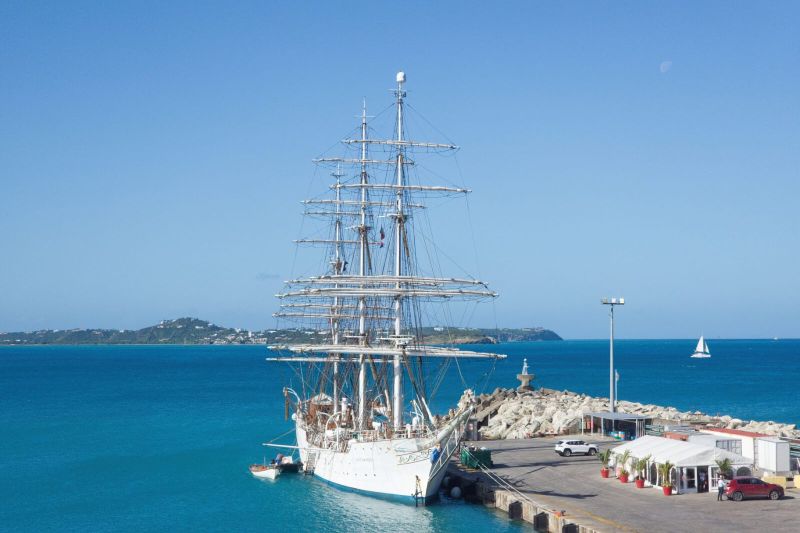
<box><xmin>1</xmin><ymin>340</ymin><xmax>798</xmax><ymax>531</ymax></box>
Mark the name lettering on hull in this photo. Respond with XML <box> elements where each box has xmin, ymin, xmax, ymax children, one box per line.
<box><xmin>397</xmin><ymin>450</ymin><xmax>431</xmax><ymax>465</ymax></box>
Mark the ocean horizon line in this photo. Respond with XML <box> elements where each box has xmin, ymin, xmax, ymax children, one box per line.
<box><xmin>1</xmin><ymin>337</ymin><xmax>797</xmax><ymax>347</ymax></box>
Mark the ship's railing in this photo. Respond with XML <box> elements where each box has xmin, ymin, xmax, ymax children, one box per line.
<box><xmin>308</xmin><ymin>431</ymin><xmax>350</xmax><ymax>453</ymax></box>
<box><xmin>307</xmin><ymin>423</ymin><xmax>438</xmax><ymax>448</ymax></box>
<box><xmin>352</xmin><ymin>426</ymin><xmax>433</xmax><ymax>442</ymax></box>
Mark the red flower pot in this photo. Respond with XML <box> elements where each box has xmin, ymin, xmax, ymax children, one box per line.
<box><xmin>635</xmin><ymin>479</ymin><xmax>645</xmax><ymax>489</ymax></box>
<box><xmin>601</xmin><ymin>468</ymin><xmax>609</xmax><ymax>478</ymax></box>
<box><xmin>662</xmin><ymin>486</ymin><xmax>672</xmax><ymax>496</ymax></box>
<box><xmin>619</xmin><ymin>473</ymin><xmax>629</xmax><ymax>483</ymax></box>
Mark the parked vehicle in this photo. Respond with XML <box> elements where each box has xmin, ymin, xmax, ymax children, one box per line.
<box><xmin>725</xmin><ymin>477</ymin><xmax>784</xmax><ymax>501</ymax></box>
<box><xmin>554</xmin><ymin>440</ymin><xmax>598</xmax><ymax>457</ymax></box>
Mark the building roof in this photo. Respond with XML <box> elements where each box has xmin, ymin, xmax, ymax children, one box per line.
<box><xmin>586</xmin><ymin>411</ymin><xmax>649</xmax><ymax>421</ymax></box>
<box><xmin>757</xmin><ymin>437</ymin><xmax>786</xmax><ymax>444</ymax></box>
<box><xmin>699</xmin><ymin>427</ymin><xmax>769</xmax><ymax>438</ymax></box>
<box><xmin>610</xmin><ymin>435</ymin><xmax>751</xmax><ymax>467</ymax></box>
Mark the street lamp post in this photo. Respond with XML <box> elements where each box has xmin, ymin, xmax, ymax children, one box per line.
<box><xmin>601</xmin><ymin>297</ymin><xmax>625</xmax><ymax>413</ymax></box>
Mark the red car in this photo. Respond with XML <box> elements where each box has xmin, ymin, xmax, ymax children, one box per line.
<box><xmin>725</xmin><ymin>476</ymin><xmax>784</xmax><ymax>501</ymax></box>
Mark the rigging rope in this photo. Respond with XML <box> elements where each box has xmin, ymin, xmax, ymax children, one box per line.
<box><xmin>461</xmin><ymin>448</ymin><xmax>538</xmax><ymax>507</ymax></box>
<box><xmin>266</xmin><ymin>426</ymin><xmax>297</xmax><ymax>445</ymax></box>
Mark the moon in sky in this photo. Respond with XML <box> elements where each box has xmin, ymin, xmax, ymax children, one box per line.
<box><xmin>660</xmin><ymin>61</ymin><xmax>673</xmax><ymax>73</ymax></box>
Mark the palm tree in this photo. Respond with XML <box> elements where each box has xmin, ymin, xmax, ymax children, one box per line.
<box><xmin>715</xmin><ymin>458</ymin><xmax>732</xmax><ymax>478</ymax></box>
<box><xmin>658</xmin><ymin>461</ymin><xmax>674</xmax><ymax>488</ymax></box>
<box><xmin>598</xmin><ymin>449</ymin><xmax>613</xmax><ymax>470</ymax></box>
<box><xmin>635</xmin><ymin>454</ymin><xmax>651</xmax><ymax>480</ymax></box>
<box><xmin>617</xmin><ymin>450</ymin><xmax>632</xmax><ymax>477</ymax></box>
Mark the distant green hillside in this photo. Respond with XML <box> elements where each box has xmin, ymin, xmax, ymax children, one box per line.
<box><xmin>0</xmin><ymin>318</ymin><xmax>240</xmax><ymax>345</ymax></box>
<box><xmin>418</xmin><ymin>327</ymin><xmax>562</xmax><ymax>344</ymax></box>
<box><xmin>0</xmin><ymin>318</ymin><xmax>561</xmax><ymax>345</ymax></box>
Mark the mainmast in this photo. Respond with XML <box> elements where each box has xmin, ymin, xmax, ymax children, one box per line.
<box><xmin>357</xmin><ymin>101</ymin><xmax>368</xmax><ymax>430</ymax></box>
<box><xmin>392</xmin><ymin>71</ymin><xmax>406</xmax><ymax>430</ymax></box>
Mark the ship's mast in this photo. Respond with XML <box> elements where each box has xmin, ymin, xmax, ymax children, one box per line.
<box><xmin>357</xmin><ymin>101</ymin><xmax>368</xmax><ymax>429</ymax></box>
<box><xmin>392</xmin><ymin>72</ymin><xmax>406</xmax><ymax>430</ymax></box>
<box><xmin>332</xmin><ymin>165</ymin><xmax>344</xmax><ymax>417</ymax></box>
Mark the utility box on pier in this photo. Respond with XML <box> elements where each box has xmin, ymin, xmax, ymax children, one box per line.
<box><xmin>757</xmin><ymin>437</ymin><xmax>790</xmax><ymax>474</ymax></box>
<box><xmin>461</xmin><ymin>446</ymin><xmax>492</xmax><ymax>469</ymax></box>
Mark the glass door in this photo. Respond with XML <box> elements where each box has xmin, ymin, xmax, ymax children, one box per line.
<box><xmin>710</xmin><ymin>466</ymin><xmax>719</xmax><ymax>490</ymax></box>
<box><xmin>697</xmin><ymin>466</ymin><xmax>709</xmax><ymax>492</ymax></box>
<box><xmin>684</xmin><ymin>467</ymin><xmax>696</xmax><ymax>491</ymax></box>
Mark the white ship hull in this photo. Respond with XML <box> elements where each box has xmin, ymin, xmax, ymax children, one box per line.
<box><xmin>690</xmin><ymin>353</ymin><xmax>711</xmax><ymax>359</ymax></box>
<box><xmin>296</xmin><ymin>410</ymin><xmax>468</xmax><ymax>503</ymax></box>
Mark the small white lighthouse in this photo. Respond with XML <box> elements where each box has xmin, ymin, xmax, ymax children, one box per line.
<box><xmin>517</xmin><ymin>358</ymin><xmax>535</xmax><ymax>391</ymax></box>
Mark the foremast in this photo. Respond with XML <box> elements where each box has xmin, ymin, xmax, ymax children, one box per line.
<box><xmin>332</xmin><ymin>165</ymin><xmax>344</xmax><ymax>418</ymax></box>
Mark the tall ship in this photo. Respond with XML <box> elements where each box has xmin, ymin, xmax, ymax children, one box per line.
<box><xmin>266</xmin><ymin>72</ymin><xmax>506</xmax><ymax>503</ymax></box>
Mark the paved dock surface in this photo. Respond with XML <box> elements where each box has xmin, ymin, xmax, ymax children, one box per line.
<box><xmin>459</xmin><ymin>436</ymin><xmax>799</xmax><ymax>532</ymax></box>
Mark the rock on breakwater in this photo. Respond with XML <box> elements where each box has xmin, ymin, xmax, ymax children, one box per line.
<box><xmin>470</xmin><ymin>387</ymin><xmax>800</xmax><ymax>440</ymax></box>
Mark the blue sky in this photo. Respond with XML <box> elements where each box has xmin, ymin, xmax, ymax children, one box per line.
<box><xmin>1</xmin><ymin>1</ymin><xmax>798</xmax><ymax>338</ymax></box>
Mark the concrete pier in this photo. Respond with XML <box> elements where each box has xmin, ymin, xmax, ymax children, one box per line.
<box><xmin>449</xmin><ymin>436</ymin><xmax>800</xmax><ymax>532</ymax></box>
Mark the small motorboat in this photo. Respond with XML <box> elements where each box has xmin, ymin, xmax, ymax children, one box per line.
<box><xmin>277</xmin><ymin>455</ymin><xmax>302</xmax><ymax>474</ymax></box>
<box><xmin>249</xmin><ymin>463</ymin><xmax>280</xmax><ymax>480</ymax></box>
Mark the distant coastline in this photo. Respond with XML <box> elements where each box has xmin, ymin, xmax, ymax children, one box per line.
<box><xmin>0</xmin><ymin>317</ymin><xmax>562</xmax><ymax>346</ymax></box>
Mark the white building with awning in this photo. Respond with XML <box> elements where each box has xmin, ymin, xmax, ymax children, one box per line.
<box><xmin>610</xmin><ymin>435</ymin><xmax>752</xmax><ymax>495</ymax></box>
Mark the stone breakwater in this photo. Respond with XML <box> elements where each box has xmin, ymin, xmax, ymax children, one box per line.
<box><xmin>471</xmin><ymin>387</ymin><xmax>800</xmax><ymax>440</ymax></box>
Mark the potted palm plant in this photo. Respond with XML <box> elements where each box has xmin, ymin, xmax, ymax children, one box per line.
<box><xmin>658</xmin><ymin>461</ymin><xmax>674</xmax><ymax>496</ymax></box>
<box><xmin>634</xmin><ymin>455</ymin><xmax>651</xmax><ymax>488</ymax></box>
<box><xmin>617</xmin><ymin>450</ymin><xmax>632</xmax><ymax>483</ymax></box>
<box><xmin>715</xmin><ymin>458</ymin><xmax>732</xmax><ymax>479</ymax></box>
<box><xmin>598</xmin><ymin>449</ymin><xmax>612</xmax><ymax>478</ymax></box>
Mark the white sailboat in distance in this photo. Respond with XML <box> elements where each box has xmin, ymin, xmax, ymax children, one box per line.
<box><xmin>264</xmin><ymin>72</ymin><xmax>506</xmax><ymax>504</ymax></box>
<box><xmin>690</xmin><ymin>336</ymin><xmax>711</xmax><ymax>358</ymax></box>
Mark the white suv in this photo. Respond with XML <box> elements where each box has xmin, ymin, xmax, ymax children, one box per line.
<box><xmin>554</xmin><ymin>439</ymin><xmax>598</xmax><ymax>457</ymax></box>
